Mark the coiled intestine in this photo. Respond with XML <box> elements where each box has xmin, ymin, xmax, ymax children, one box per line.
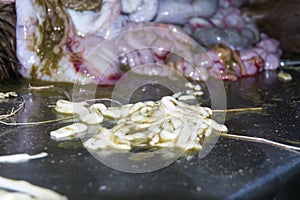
<box><xmin>15</xmin><ymin>0</ymin><xmax>282</xmax><ymax>84</ymax></box>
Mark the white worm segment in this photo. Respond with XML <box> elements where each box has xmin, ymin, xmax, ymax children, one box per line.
<box><xmin>136</xmin><ymin>123</ymin><xmax>151</xmax><ymax>129</ymax></box>
<box><xmin>204</xmin><ymin>127</ymin><xmax>213</xmax><ymax>137</ymax></box>
<box><xmin>0</xmin><ymin>190</ymin><xmax>35</xmax><ymax>200</ymax></box>
<box><xmin>178</xmin><ymin>95</ymin><xmax>196</xmax><ymax>101</ymax></box>
<box><xmin>149</xmin><ymin>134</ymin><xmax>160</xmax><ymax>146</ymax></box>
<box><xmin>50</xmin><ymin>123</ymin><xmax>87</xmax><ymax>139</ymax></box>
<box><xmin>0</xmin><ymin>152</ymin><xmax>48</xmax><ymax>163</ymax></box>
<box><xmin>171</xmin><ymin>118</ymin><xmax>182</xmax><ymax>130</ymax></box>
<box><xmin>140</xmin><ymin>106</ymin><xmax>152</xmax><ymax>114</ymax></box>
<box><xmin>0</xmin><ymin>92</ymin><xmax>17</xmax><ymax>99</ymax></box>
<box><xmin>188</xmin><ymin>90</ymin><xmax>197</xmax><ymax>95</ymax></box>
<box><xmin>155</xmin><ymin>141</ymin><xmax>174</xmax><ymax>148</ymax></box>
<box><xmin>185</xmin><ymin>82</ymin><xmax>195</xmax><ymax>89</ymax></box>
<box><xmin>194</xmin><ymin>91</ymin><xmax>204</xmax><ymax>96</ymax></box>
<box><xmin>85</xmin><ymin>127</ymin><xmax>131</xmax><ymax>150</ymax></box>
<box><xmin>149</xmin><ymin>126</ymin><xmax>161</xmax><ymax>134</ymax></box>
<box><xmin>128</xmin><ymin>102</ymin><xmax>145</xmax><ymax>115</ymax></box>
<box><xmin>54</xmin><ymin>100</ymin><xmax>88</xmax><ymax>115</ymax></box>
<box><xmin>0</xmin><ymin>176</ymin><xmax>68</xmax><ymax>200</ymax></box>
<box><xmin>176</xmin><ymin>125</ymin><xmax>192</xmax><ymax>148</ymax></box>
<box><xmin>89</xmin><ymin>103</ymin><xmax>107</xmax><ymax>114</ymax></box>
<box><xmin>194</xmin><ymin>84</ymin><xmax>202</xmax><ymax>91</ymax></box>
<box><xmin>172</xmin><ymin>92</ymin><xmax>182</xmax><ymax>99</ymax></box>
<box><xmin>202</xmin><ymin>118</ymin><xmax>228</xmax><ymax>132</ymax></box>
<box><xmin>173</xmin><ymin>82</ymin><xmax>204</xmax><ymax>100</ymax></box>
<box><xmin>161</xmin><ymin>96</ymin><xmax>181</xmax><ymax>114</ymax></box>
<box><xmin>80</xmin><ymin>113</ymin><xmax>104</xmax><ymax>125</ymax></box>
<box><xmin>102</xmin><ymin>107</ymin><xmax>122</xmax><ymax>119</ymax></box>
<box><xmin>144</xmin><ymin>101</ymin><xmax>155</xmax><ymax>107</ymax></box>
<box><xmin>160</xmin><ymin>130</ymin><xmax>177</xmax><ymax>141</ymax></box>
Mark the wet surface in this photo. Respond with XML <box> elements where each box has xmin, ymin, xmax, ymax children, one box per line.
<box><xmin>0</xmin><ymin>70</ymin><xmax>299</xmax><ymax>200</ymax></box>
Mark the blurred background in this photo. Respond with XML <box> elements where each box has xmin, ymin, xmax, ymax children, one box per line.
<box><xmin>241</xmin><ymin>0</ymin><xmax>300</xmax><ymax>59</ymax></box>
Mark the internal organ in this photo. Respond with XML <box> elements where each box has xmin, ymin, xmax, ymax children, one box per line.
<box><xmin>206</xmin><ymin>34</ymin><xmax>281</xmax><ymax>81</ymax></box>
<box><xmin>16</xmin><ymin>0</ymin><xmax>282</xmax><ymax>84</ymax></box>
<box><xmin>186</xmin><ymin>3</ymin><xmax>260</xmax><ymax>49</ymax></box>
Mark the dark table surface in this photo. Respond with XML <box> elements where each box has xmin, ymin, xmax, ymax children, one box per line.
<box><xmin>0</xmin><ymin>69</ymin><xmax>300</xmax><ymax>200</ymax></box>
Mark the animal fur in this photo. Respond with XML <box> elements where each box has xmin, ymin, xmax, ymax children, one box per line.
<box><xmin>0</xmin><ymin>2</ymin><xmax>20</xmax><ymax>81</ymax></box>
